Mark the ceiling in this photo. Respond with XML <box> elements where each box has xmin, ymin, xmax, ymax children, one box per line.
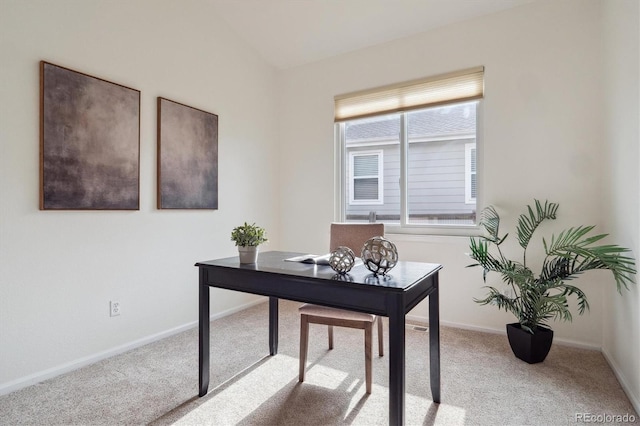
<box><xmin>210</xmin><ymin>0</ymin><xmax>534</xmax><ymax>70</ymax></box>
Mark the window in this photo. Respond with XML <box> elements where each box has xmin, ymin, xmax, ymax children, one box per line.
<box><xmin>465</xmin><ymin>143</ymin><xmax>477</xmax><ymax>204</ymax></box>
<box><xmin>335</xmin><ymin>67</ymin><xmax>483</xmax><ymax>233</ymax></box>
<box><xmin>349</xmin><ymin>151</ymin><xmax>383</xmax><ymax>204</ymax></box>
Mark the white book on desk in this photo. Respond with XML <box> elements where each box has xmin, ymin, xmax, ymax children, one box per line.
<box><xmin>285</xmin><ymin>253</ymin><xmax>332</xmax><ymax>265</ymax></box>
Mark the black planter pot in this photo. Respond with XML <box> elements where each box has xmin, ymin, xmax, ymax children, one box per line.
<box><xmin>506</xmin><ymin>323</ymin><xmax>554</xmax><ymax>364</ymax></box>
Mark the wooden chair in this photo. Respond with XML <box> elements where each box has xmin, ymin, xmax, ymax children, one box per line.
<box><xmin>298</xmin><ymin>223</ymin><xmax>385</xmax><ymax>394</ymax></box>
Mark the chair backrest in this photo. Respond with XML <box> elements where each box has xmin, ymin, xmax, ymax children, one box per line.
<box><xmin>329</xmin><ymin>223</ymin><xmax>385</xmax><ymax>255</ymax></box>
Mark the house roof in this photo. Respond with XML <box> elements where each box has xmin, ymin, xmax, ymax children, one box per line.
<box><xmin>345</xmin><ymin>102</ymin><xmax>476</xmax><ymax>142</ymax></box>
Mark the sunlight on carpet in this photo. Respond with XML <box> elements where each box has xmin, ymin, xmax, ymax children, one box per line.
<box><xmin>173</xmin><ymin>356</ymin><xmax>299</xmax><ymax>425</ymax></box>
<box><xmin>169</xmin><ymin>354</ymin><xmax>467</xmax><ymax>425</ymax></box>
<box><xmin>303</xmin><ymin>363</ymin><xmax>350</xmax><ymax>390</ymax></box>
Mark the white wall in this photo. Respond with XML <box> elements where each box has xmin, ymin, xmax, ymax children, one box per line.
<box><xmin>279</xmin><ymin>0</ymin><xmax>610</xmax><ymax>345</ymax></box>
<box><xmin>602</xmin><ymin>0</ymin><xmax>640</xmax><ymax>412</ymax></box>
<box><xmin>0</xmin><ymin>1</ymin><xmax>279</xmax><ymax>392</ymax></box>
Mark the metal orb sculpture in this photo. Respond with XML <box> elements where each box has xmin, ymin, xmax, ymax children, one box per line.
<box><xmin>361</xmin><ymin>236</ymin><xmax>398</xmax><ymax>276</ymax></box>
<box><xmin>329</xmin><ymin>246</ymin><xmax>356</xmax><ymax>274</ymax></box>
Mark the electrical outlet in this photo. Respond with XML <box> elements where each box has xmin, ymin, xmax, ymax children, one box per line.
<box><xmin>502</xmin><ymin>287</ymin><xmax>513</xmax><ymax>298</ymax></box>
<box><xmin>110</xmin><ymin>301</ymin><xmax>121</xmax><ymax>317</ymax></box>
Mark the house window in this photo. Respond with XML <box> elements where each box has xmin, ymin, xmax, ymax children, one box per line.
<box><xmin>349</xmin><ymin>151</ymin><xmax>383</xmax><ymax>204</ymax></box>
<box><xmin>465</xmin><ymin>143</ymin><xmax>477</xmax><ymax>204</ymax></box>
<box><xmin>335</xmin><ymin>67</ymin><xmax>483</xmax><ymax>234</ymax></box>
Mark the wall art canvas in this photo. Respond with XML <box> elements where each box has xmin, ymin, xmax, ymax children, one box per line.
<box><xmin>157</xmin><ymin>97</ymin><xmax>218</xmax><ymax>209</ymax></box>
<box><xmin>40</xmin><ymin>61</ymin><xmax>140</xmax><ymax>210</ymax></box>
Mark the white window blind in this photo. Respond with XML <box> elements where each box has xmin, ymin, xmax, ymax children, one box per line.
<box><xmin>354</xmin><ymin>154</ymin><xmax>378</xmax><ymax>177</ymax></box>
<box><xmin>353</xmin><ymin>154</ymin><xmax>379</xmax><ymax>200</ymax></box>
<box><xmin>335</xmin><ymin>66</ymin><xmax>484</xmax><ymax>122</ymax></box>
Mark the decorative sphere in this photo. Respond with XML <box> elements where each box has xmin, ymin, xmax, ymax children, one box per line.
<box><xmin>361</xmin><ymin>236</ymin><xmax>398</xmax><ymax>276</ymax></box>
<box><xmin>329</xmin><ymin>246</ymin><xmax>356</xmax><ymax>274</ymax></box>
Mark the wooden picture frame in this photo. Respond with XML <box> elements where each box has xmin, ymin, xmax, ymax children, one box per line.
<box><xmin>40</xmin><ymin>61</ymin><xmax>140</xmax><ymax>210</ymax></box>
<box><xmin>157</xmin><ymin>97</ymin><xmax>218</xmax><ymax>209</ymax></box>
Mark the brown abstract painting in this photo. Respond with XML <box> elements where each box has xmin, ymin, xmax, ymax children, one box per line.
<box><xmin>157</xmin><ymin>97</ymin><xmax>218</xmax><ymax>209</ymax></box>
<box><xmin>40</xmin><ymin>61</ymin><xmax>140</xmax><ymax>210</ymax></box>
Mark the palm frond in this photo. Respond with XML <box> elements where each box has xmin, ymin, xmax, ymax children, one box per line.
<box><xmin>538</xmin><ymin>256</ymin><xmax>573</xmax><ymax>283</ymax></box>
<box><xmin>545</xmin><ymin>226</ymin><xmax>602</xmax><ymax>254</ymax></box>
<box><xmin>468</xmin><ymin>238</ymin><xmax>505</xmax><ymax>280</ymax></box>
<box><xmin>474</xmin><ymin>287</ymin><xmax>518</xmax><ymax>317</ymax></box>
<box><xmin>536</xmin><ymin>292</ymin><xmax>572</xmax><ymax>323</ymax></box>
<box><xmin>558</xmin><ymin>283</ymin><xmax>590</xmax><ymax>315</ymax></box>
<box><xmin>498</xmin><ymin>261</ymin><xmax>533</xmax><ymax>285</ymax></box>
<box><xmin>516</xmin><ymin>199</ymin><xmax>558</xmax><ymax>250</ymax></box>
<box><xmin>543</xmin><ymin>227</ymin><xmax>637</xmax><ymax>292</ymax></box>
<box><xmin>520</xmin><ymin>289</ymin><xmax>571</xmax><ymax>330</ymax></box>
<box><xmin>478</xmin><ymin>206</ymin><xmax>502</xmax><ymax>243</ymax></box>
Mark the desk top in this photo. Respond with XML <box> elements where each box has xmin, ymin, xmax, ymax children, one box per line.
<box><xmin>196</xmin><ymin>250</ymin><xmax>441</xmax><ymax>291</ymax></box>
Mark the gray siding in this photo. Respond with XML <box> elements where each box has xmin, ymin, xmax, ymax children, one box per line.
<box><xmin>346</xmin><ymin>138</ymin><xmax>475</xmax><ymax>221</ymax></box>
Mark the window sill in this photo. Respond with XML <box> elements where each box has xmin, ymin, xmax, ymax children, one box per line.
<box><xmin>384</xmin><ymin>224</ymin><xmax>480</xmax><ymax>241</ymax></box>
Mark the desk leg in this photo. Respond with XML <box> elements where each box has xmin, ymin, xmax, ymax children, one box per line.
<box><xmin>388</xmin><ymin>294</ymin><xmax>405</xmax><ymax>426</ymax></box>
<box><xmin>429</xmin><ymin>275</ymin><xmax>441</xmax><ymax>403</ymax></box>
<box><xmin>269</xmin><ymin>297</ymin><xmax>279</xmax><ymax>355</ymax></box>
<box><xmin>198</xmin><ymin>269</ymin><xmax>210</xmax><ymax>397</ymax></box>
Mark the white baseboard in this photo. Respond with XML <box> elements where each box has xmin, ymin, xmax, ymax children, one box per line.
<box><xmin>406</xmin><ymin>315</ymin><xmax>602</xmax><ymax>351</ymax></box>
<box><xmin>0</xmin><ymin>298</ymin><xmax>265</xmax><ymax>397</ymax></box>
<box><xmin>602</xmin><ymin>348</ymin><xmax>640</xmax><ymax>416</ymax></box>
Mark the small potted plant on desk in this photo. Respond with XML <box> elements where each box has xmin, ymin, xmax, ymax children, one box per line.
<box><xmin>467</xmin><ymin>200</ymin><xmax>635</xmax><ymax>363</ymax></box>
<box><xmin>231</xmin><ymin>222</ymin><xmax>268</xmax><ymax>264</ymax></box>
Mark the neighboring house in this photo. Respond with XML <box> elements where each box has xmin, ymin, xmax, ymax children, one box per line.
<box><xmin>344</xmin><ymin>102</ymin><xmax>477</xmax><ymax>224</ymax></box>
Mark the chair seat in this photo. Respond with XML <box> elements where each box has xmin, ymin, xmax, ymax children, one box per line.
<box><xmin>299</xmin><ymin>303</ymin><xmax>376</xmax><ymax>322</ymax></box>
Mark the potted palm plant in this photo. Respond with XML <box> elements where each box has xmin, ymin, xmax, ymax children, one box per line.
<box><xmin>468</xmin><ymin>200</ymin><xmax>635</xmax><ymax>363</ymax></box>
<box><xmin>231</xmin><ymin>222</ymin><xmax>268</xmax><ymax>264</ymax></box>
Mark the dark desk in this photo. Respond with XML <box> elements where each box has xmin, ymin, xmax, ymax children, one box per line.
<box><xmin>196</xmin><ymin>251</ymin><xmax>442</xmax><ymax>426</ymax></box>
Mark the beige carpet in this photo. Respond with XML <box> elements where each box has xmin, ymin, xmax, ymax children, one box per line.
<box><xmin>0</xmin><ymin>300</ymin><xmax>637</xmax><ymax>425</ymax></box>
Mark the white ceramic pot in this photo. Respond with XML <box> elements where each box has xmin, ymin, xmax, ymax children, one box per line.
<box><xmin>238</xmin><ymin>246</ymin><xmax>259</xmax><ymax>264</ymax></box>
